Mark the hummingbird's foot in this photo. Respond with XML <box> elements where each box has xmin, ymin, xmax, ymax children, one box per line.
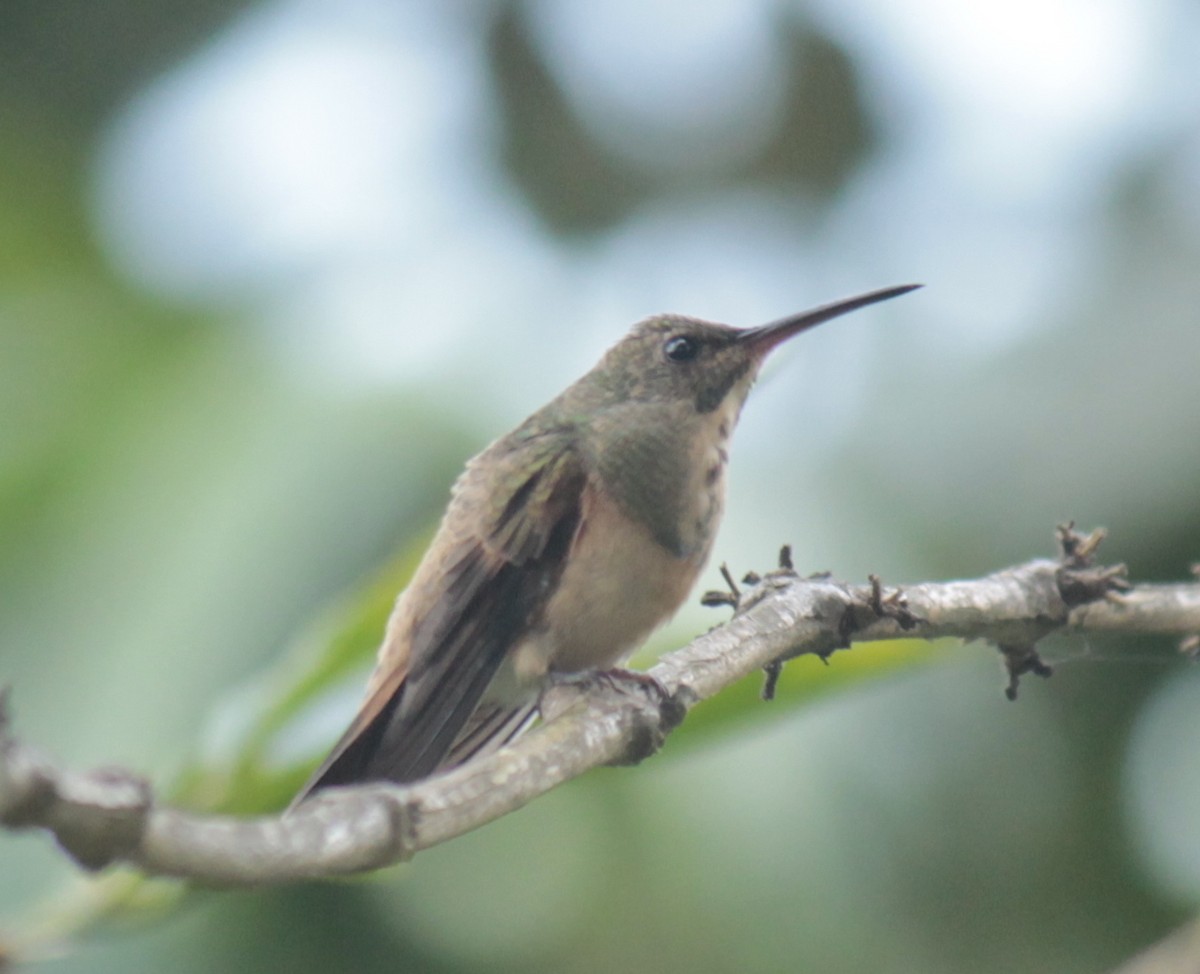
<box><xmin>595</xmin><ymin>668</ymin><xmax>687</xmax><ymax>764</ymax></box>
<box><xmin>542</xmin><ymin>668</ymin><xmax>687</xmax><ymax>764</ymax></box>
<box><xmin>544</xmin><ymin>667</ymin><xmax>663</xmax><ymax>696</ymax></box>
<box><xmin>581</xmin><ymin>668</ymin><xmax>680</xmax><ymax>720</ymax></box>
<box><xmin>593</xmin><ymin>666</ymin><xmax>667</xmax><ymax>694</ymax></box>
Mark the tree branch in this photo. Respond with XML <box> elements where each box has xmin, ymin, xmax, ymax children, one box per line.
<box><xmin>2</xmin><ymin>529</ymin><xmax>1199</xmax><ymax>887</ymax></box>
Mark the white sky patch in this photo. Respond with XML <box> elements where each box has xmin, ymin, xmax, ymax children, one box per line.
<box><xmin>810</xmin><ymin>0</ymin><xmax>1170</xmax><ymax>200</ymax></box>
<box><xmin>255</xmin><ymin>212</ymin><xmax>572</xmax><ymax>392</ymax></box>
<box><xmin>93</xmin><ymin>0</ymin><xmax>487</xmax><ymax>303</ymax></box>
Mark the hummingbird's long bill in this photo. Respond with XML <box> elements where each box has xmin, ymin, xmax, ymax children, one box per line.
<box><xmin>738</xmin><ymin>283</ymin><xmax>922</xmax><ymax>355</ymax></box>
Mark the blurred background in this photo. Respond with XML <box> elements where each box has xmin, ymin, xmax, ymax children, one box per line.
<box><xmin>2</xmin><ymin>0</ymin><xmax>1200</xmax><ymax>971</ymax></box>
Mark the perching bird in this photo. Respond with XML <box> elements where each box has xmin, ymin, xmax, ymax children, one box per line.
<box><xmin>292</xmin><ymin>284</ymin><xmax>918</xmax><ymax>804</ymax></box>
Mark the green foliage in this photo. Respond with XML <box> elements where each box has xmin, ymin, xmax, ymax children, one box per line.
<box><xmin>173</xmin><ymin>540</ymin><xmax>429</xmax><ymax>815</ymax></box>
<box><xmin>652</xmin><ymin>636</ymin><xmax>943</xmax><ymax>748</ymax></box>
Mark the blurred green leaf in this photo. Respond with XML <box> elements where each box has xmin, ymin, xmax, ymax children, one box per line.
<box><xmin>171</xmin><ymin>532</ymin><xmax>433</xmax><ymax>815</ymax></box>
<box><xmin>654</xmin><ymin>636</ymin><xmax>946</xmax><ymax>750</ymax></box>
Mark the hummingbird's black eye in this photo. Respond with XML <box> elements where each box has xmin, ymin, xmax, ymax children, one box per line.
<box><xmin>663</xmin><ymin>335</ymin><xmax>698</xmax><ymax>363</ymax></box>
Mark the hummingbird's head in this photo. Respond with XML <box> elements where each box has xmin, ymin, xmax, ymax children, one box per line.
<box><xmin>592</xmin><ymin>284</ymin><xmax>921</xmax><ymax>415</ymax></box>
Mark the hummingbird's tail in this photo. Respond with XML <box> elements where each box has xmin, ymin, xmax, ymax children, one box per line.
<box><xmin>442</xmin><ymin>699</ymin><xmax>539</xmax><ymax>767</ymax></box>
<box><xmin>287</xmin><ymin>693</ymin><xmax>539</xmax><ymax>811</ymax></box>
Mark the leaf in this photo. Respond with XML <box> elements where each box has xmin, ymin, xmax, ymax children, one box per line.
<box><xmin>644</xmin><ymin>636</ymin><xmax>946</xmax><ymax>749</ymax></box>
<box><xmin>172</xmin><ymin>533</ymin><xmax>433</xmax><ymax>814</ymax></box>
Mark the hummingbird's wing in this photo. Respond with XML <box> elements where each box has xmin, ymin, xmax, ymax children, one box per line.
<box><xmin>291</xmin><ymin>431</ymin><xmax>586</xmax><ymax>803</ymax></box>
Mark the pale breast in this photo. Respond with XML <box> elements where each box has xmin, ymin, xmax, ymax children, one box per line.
<box><xmin>509</xmin><ymin>477</ymin><xmax>707</xmax><ymax>682</ymax></box>
<box><xmin>512</xmin><ymin>390</ymin><xmax>747</xmax><ymax>682</ymax></box>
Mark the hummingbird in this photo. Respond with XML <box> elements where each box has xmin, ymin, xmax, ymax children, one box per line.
<box><xmin>292</xmin><ymin>284</ymin><xmax>919</xmax><ymax>804</ymax></box>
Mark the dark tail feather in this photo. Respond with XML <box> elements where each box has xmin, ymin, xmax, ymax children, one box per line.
<box><xmin>287</xmin><ymin>686</ymin><xmax>406</xmax><ymax>812</ymax></box>
<box><xmin>288</xmin><ymin>696</ymin><xmax>538</xmax><ymax>813</ymax></box>
<box><xmin>441</xmin><ymin>701</ymin><xmax>538</xmax><ymax>768</ymax></box>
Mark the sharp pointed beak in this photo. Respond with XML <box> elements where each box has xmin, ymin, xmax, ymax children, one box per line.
<box><xmin>738</xmin><ymin>283</ymin><xmax>922</xmax><ymax>357</ymax></box>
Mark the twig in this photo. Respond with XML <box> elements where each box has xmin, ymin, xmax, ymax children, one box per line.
<box><xmin>2</xmin><ymin>548</ymin><xmax>1199</xmax><ymax>889</ymax></box>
